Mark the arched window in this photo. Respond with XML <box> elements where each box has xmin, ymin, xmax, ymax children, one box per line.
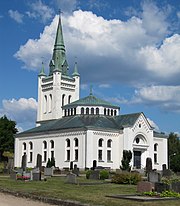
<box><xmin>107</xmin><ymin>139</ymin><xmax>112</xmax><ymax>148</ymax></box>
<box><xmin>91</xmin><ymin>108</ymin><xmax>94</xmax><ymax>115</ymax></box>
<box><xmin>43</xmin><ymin>141</ymin><xmax>47</xmax><ymax>149</ymax></box>
<box><xmin>96</xmin><ymin>108</ymin><xmax>99</xmax><ymax>115</ymax></box>
<box><xmin>68</xmin><ymin>95</ymin><xmax>71</xmax><ymax>104</ymax></box>
<box><xmin>62</xmin><ymin>94</ymin><xmax>65</xmax><ymax>107</ymax></box>
<box><xmin>64</xmin><ymin>109</ymin><xmax>67</xmax><ymax>116</ymax></box>
<box><xmin>81</xmin><ymin>107</ymin><xmax>84</xmax><ymax>115</ymax></box>
<box><xmin>86</xmin><ymin>108</ymin><xmax>89</xmax><ymax>115</ymax></box>
<box><xmin>66</xmin><ymin>139</ymin><xmax>70</xmax><ymax>147</ymax></box>
<box><xmin>111</xmin><ymin>109</ymin><xmax>113</xmax><ymax>116</ymax></box>
<box><xmin>50</xmin><ymin>140</ymin><xmax>54</xmax><ymax>149</ymax></box>
<box><xmin>98</xmin><ymin>138</ymin><xmax>103</xmax><ymax>147</ymax></box>
<box><xmin>29</xmin><ymin>142</ymin><xmax>33</xmax><ymax>150</ymax></box>
<box><xmin>44</xmin><ymin>95</ymin><xmax>47</xmax><ymax>113</ymax></box>
<box><xmin>114</xmin><ymin>110</ymin><xmax>117</xmax><ymax>116</ymax></box>
<box><xmin>68</xmin><ymin>109</ymin><xmax>70</xmax><ymax>116</ymax></box>
<box><xmin>70</xmin><ymin>108</ymin><xmax>73</xmax><ymax>116</ymax></box>
<box><xmin>154</xmin><ymin>143</ymin><xmax>158</xmax><ymax>151</ymax></box>
<box><xmin>74</xmin><ymin>108</ymin><xmax>76</xmax><ymax>115</ymax></box>
<box><xmin>107</xmin><ymin>109</ymin><xmax>110</xmax><ymax>115</ymax></box>
<box><xmin>49</xmin><ymin>94</ymin><xmax>52</xmax><ymax>112</ymax></box>
<box><xmin>74</xmin><ymin>138</ymin><xmax>78</xmax><ymax>147</ymax></box>
<box><xmin>104</xmin><ymin>108</ymin><xmax>106</xmax><ymax>115</ymax></box>
<box><xmin>23</xmin><ymin>142</ymin><xmax>26</xmax><ymax>150</ymax></box>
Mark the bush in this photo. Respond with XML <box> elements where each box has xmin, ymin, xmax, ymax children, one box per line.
<box><xmin>112</xmin><ymin>172</ymin><xmax>141</xmax><ymax>185</ymax></box>
<box><xmin>86</xmin><ymin>170</ymin><xmax>92</xmax><ymax>179</ymax></box>
<box><xmin>120</xmin><ymin>150</ymin><xmax>132</xmax><ymax>171</ymax></box>
<box><xmin>100</xmin><ymin>170</ymin><xmax>109</xmax><ymax>180</ymax></box>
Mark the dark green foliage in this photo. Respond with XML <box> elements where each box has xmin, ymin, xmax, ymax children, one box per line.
<box><xmin>112</xmin><ymin>172</ymin><xmax>141</xmax><ymax>185</ymax></box>
<box><xmin>46</xmin><ymin>157</ymin><xmax>56</xmax><ymax>168</ymax></box>
<box><xmin>86</xmin><ymin>170</ymin><xmax>92</xmax><ymax>179</ymax></box>
<box><xmin>120</xmin><ymin>150</ymin><xmax>132</xmax><ymax>171</ymax></box>
<box><xmin>0</xmin><ymin>115</ymin><xmax>17</xmax><ymax>160</ymax></box>
<box><xmin>99</xmin><ymin>170</ymin><xmax>109</xmax><ymax>180</ymax></box>
<box><xmin>168</xmin><ymin>133</ymin><xmax>180</xmax><ymax>172</ymax></box>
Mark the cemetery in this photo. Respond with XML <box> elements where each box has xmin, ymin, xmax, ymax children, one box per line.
<box><xmin>0</xmin><ymin>152</ymin><xmax>179</xmax><ymax>206</ymax></box>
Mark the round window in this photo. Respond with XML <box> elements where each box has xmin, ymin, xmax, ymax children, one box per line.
<box><xmin>136</xmin><ymin>138</ymin><xmax>140</xmax><ymax>144</ymax></box>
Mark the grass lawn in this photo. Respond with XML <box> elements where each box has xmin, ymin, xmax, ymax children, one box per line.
<box><xmin>0</xmin><ymin>176</ymin><xmax>179</xmax><ymax>206</ymax></box>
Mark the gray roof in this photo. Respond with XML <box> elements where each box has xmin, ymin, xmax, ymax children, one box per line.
<box><xmin>17</xmin><ymin>113</ymin><xmax>142</xmax><ymax>137</ymax></box>
<box><xmin>63</xmin><ymin>94</ymin><xmax>120</xmax><ymax>109</ymax></box>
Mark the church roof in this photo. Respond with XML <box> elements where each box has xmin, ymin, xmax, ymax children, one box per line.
<box><xmin>63</xmin><ymin>93</ymin><xmax>120</xmax><ymax>109</ymax></box>
<box><xmin>17</xmin><ymin>113</ymin><xmax>142</xmax><ymax>137</ymax></box>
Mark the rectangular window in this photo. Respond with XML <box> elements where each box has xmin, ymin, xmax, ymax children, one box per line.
<box><xmin>29</xmin><ymin>152</ymin><xmax>33</xmax><ymax>162</ymax></box>
<box><xmin>98</xmin><ymin>150</ymin><xmax>102</xmax><ymax>161</ymax></box>
<box><xmin>67</xmin><ymin>150</ymin><xmax>70</xmax><ymax>161</ymax></box>
<box><xmin>51</xmin><ymin>151</ymin><xmax>54</xmax><ymax>159</ymax></box>
<box><xmin>154</xmin><ymin>153</ymin><xmax>157</xmax><ymax>164</ymax></box>
<box><xmin>107</xmin><ymin>150</ymin><xmax>111</xmax><ymax>162</ymax></box>
<box><xmin>44</xmin><ymin>151</ymin><xmax>47</xmax><ymax>162</ymax></box>
<box><xmin>75</xmin><ymin>149</ymin><xmax>78</xmax><ymax>161</ymax></box>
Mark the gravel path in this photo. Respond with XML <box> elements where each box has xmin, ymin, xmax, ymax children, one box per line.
<box><xmin>0</xmin><ymin>192</ymin><xmax>56</xmax><ymax>206</ymax></box>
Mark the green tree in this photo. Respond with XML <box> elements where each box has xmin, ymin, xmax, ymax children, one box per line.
<box><xmin>120</xmin><ymin>150</ymin><xmax>132</xmax><ymax>171</ymax></box>
<box><xmin>0</xmin><ymin>115</ymin><xmax>18</xmax><ymax>160</ymax></box>
<box><xmin>168</xmin><ymin>132</ymin><xmax>180</xmax><ymax>172</ymax></box>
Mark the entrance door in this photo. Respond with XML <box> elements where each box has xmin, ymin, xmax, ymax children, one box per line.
<box><xmin>133</xmin><ymin>151</ymin><xmax>141</xmax><ymax>169</ymax></box>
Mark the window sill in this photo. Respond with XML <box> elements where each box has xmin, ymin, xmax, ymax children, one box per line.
<box><xmin>65</xmin><ymin>160</ymin><xmax>70</xmax><ymax>162</ymax></box>
<box><xmin>98</xmin><ymin>160</ymin><xmax>104</xmax><ymax>162</ymax></box>
<box><xmin>107</xmin><ymin>161</ymin><xmax>113</xmax><ymax>163</ymax></box>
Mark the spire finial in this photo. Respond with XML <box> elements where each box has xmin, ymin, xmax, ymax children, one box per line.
<box><xmin>90</xmin><ymin>85</ymin><xmax>93</xmax><ymax>95</ymax></box>
<box><xmin>39</xmin><ymin>60</ymin><xmax>46</xmax><ymax>76</ymax></box>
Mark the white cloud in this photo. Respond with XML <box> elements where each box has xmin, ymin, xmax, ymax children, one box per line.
<box><xmin>15</xmin><ymin>2</ymin><xmax>180</xmax><ymax>86</ymax></box>
<box><xmin>8</xmin><ymin>10</ymin><xmax>24</xmax><ymax>23</ymax></box>
<box><xmin>133</xmin><ymin>85</ymin><xmax>180</xmax><ymax>112</ymax></box>
<box><xmin>27</xmin><ymin>0</ymin><xmax>54</xmax><ymax>23</ymax></box>
<box><xmin>0</xmin><ymin>98</ymin><xmax>37</xmax><ymax>131</ymax></box>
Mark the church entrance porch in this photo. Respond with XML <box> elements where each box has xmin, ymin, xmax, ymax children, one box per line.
<box><xmin>133</xmin><ymin>151</ymin><xmax>141</xmax><ymax>169</ymax></box>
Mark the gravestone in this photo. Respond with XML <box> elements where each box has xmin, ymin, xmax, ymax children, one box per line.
<box><xmin>137</xmin><ymin>181</ymin><xmax>154</xmax><ymax>193</ymax></box>
<box><xmin>32</xmin><ymin>168</ymin><xmax>41</xmax><ymax>181</ymax></box>
<box><xmin>89</xmin><ymin>170</ymin><xmax>100</xmax><ymax>180</ymax></box>
<box><xmin>44</xmin><ymin>167</ymin><xmax>53</xmax><ymax>176</ymax></box>
<box><xmin>10</xmin><ymin>170</ymin><xmax>17</xmax><ymax>180</ymax></box>
<box><xmin>21</xmin><ymin>154</ymin><xmax>27</xmax><ymax>171</ymax></box>
<box><xmin>36</xmin><ymin>154</ymin><xmax>42</xmax><ymax>171</ymax></box>
<box><xmin>70</xmin><ymin>161</ymin><xmax>73</xmax><ymax>170</ymax></box>
<box><xmin>148</xmin><ymin>171</ymin><xmax>161</xmax><ymax>183</ymax></box>
<box><xmin>162</xmin><ymin>169</ymin><xmax>172</xmax><ymax>177</ymax></box>
<box><xmin>72</xmin><ymin>164</ymin><xmax>79</xmax><ymax>176</ymax></box>
<box><xmin>145</xmin><ymin>158</ymin><xmax>152</xmax><ymax>174</ymax></box>
<box><xmin>17</xmin><ymin>168</ymin><xmax>23</xmax><ymax>174</ymax></box>
<box><xmin>155</xmin><ymin>182</ymin><xmax>170</xmax><ymax>193</ymax></box>
<box><xmin>171</xmin><ymin>182</ymin><xmax>180</xmax><ymax>193</ymax></box>
<box><xmin>92</xmin><ymin>160</ymin><xmax>97</xmax><ymax>170</ymax></box>
<box><xmin>66</xmin><ymin>173</ymin><xmax>77</xmax><ymax>184</ymax></box>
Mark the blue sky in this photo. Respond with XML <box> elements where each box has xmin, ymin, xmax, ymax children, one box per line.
<box><xmin>1</xmin><ymin>0</ymin><xmax>180</xmax><ymax>134</ymax></box>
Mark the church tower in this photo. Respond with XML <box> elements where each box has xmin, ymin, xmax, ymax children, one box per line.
<box><xmin>37</xmin><ymin>14</ymin><xmax>80</xmax><ymax>125</ymax></box>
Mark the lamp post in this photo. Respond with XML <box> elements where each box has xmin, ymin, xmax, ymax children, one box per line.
<box><xmin>169</xmin><ymin>153</ymin><xmax>176</xmax><ymax>169</ymax></box>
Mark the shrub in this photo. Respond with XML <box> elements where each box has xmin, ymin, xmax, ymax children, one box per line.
<box><xmin>86</xmin><ymin>170</ymin><xmax>92</xmax><ymax>179</ymax></box>
<box><xmin>100</xmin><ymin>170</ymin><xmax>109</xmax><ymax>180</ymax></box>
<box><xmin>120</xmin><ymin>150</ymin><xmax>132</xmax><ymax>171</ymax></box>
<box><xmin>112</xmin><ymin>172</ymin><xmax>141</xmax><ymax>185</ymax></box>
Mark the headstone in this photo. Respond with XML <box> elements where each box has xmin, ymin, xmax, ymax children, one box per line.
<box><xmin>154</xmin><ymin>182</ymin><xmax>170</xmax><ymax>193</ymax></box>
<box><xmin>171</xmin><ymin>182</ymin><xmax>180</xmax><ymax>193</ymax></box>
<box><xmin>72</xmin><ymin>164</ymin><xmax>79</xmax><ymax>176</ymax></box>
<box><xmin>36</xmin><ymin>154</ymin><xmax>42</xmax><ymax>171</ymax></box>
<box><xmin>162</xmin><ymin>169</ymin><xmax>172</xmax><ymax>177</ymax></box>
<box><xmin>93</xmin><ymin>160</ymin><xmax>97</xmax><ymax>170</ymax></box>
<box><xmin>10</xmin><ymin>170</ymin><xmax>17</xmax><ymax>180</ymax></box>
<box><xmin>32</xmin><ymin>168</ymin><xmax>41</xmax><ymax>181</ymax></box>
<box><xmin>148</xmin><ymin>171</ymin><xmax>161</xmax><ymax>183</ymax></box>
<box><xmin>70</xmin><ymin>161</ymin><xmax>73</xmax><ymax>170</ymax></box>
<box><xmin>44</xmin><ymin>167</ymin><xmax>53</xmax><ymax>176</ymax></box>
<box><xmin>137</xmin><ymin>181</ymin><xmax>154</xmax><ymax>193</ymax></box>
<box><xmin>145</xmin><ymin>158</ymin><xmax>152</xmax><ymax>174</ymax></box>
<box><xmin>21</xmin><ymin>154</ymin><xmax>27</xmax><ymax>171</ymax></box>
<box><xmin>17</xmin><ymin>168</ymin><xmax>23</xmax><ymax>174</ymax></box>
<box><xmin>162</xmin><ymin>164</ymin><xmax>166</xmax><ymax>171</ymax></box>
<box><xmin>89</xmin><ymin>170</ymin><xmax>100</xmax><ymax>180</ymax></box>
<box><xmin>66</xmin><ymin>173</ymin><xmax>77</xmax><ymax>184</ymax></box>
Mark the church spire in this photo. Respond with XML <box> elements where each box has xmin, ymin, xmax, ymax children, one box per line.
<box><xmin>39</xmin><ymin>61</ymin><xmax>46</xmax><ymax>77</ymax></box>
<box><xmin>49</xmin><ymin>12</ymin><xmax>69</xmax><ymax>76</ymax></box>
<box><xmin>72</xmin><ymin>61</ymin><xmax>80</xmax><ymax>77</ymax></box>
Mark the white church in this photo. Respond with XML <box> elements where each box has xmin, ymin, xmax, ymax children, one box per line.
<box><xmin>15</xmin><ymin>15</ymin><xmax>168</xmax><ymax>171</ymax></box>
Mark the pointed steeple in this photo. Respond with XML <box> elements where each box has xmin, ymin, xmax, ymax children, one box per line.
<box><xmin>49</xmin><ymin>12</ymin><xmax>69</xmax><ymax>76</ymax></box>
<box><xmin>39</xmin><ymin>62</ymin><xmax>46</xmax><ymax>77</ymax></box>
<box><xmin>72</xmin><ymin>61</ymin><xmax>80</xmax><ymax>77</ymax></box>
<box><xmin>90</xmin><ymin>85</ymin><xmax>93</xmax><ymax>96</ymax></box>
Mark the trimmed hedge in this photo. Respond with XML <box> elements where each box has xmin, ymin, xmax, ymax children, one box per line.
<box><xmin>111</xmin><ymin>172</ymin><xmax>141</xmax><ymax>185</ymax></box>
